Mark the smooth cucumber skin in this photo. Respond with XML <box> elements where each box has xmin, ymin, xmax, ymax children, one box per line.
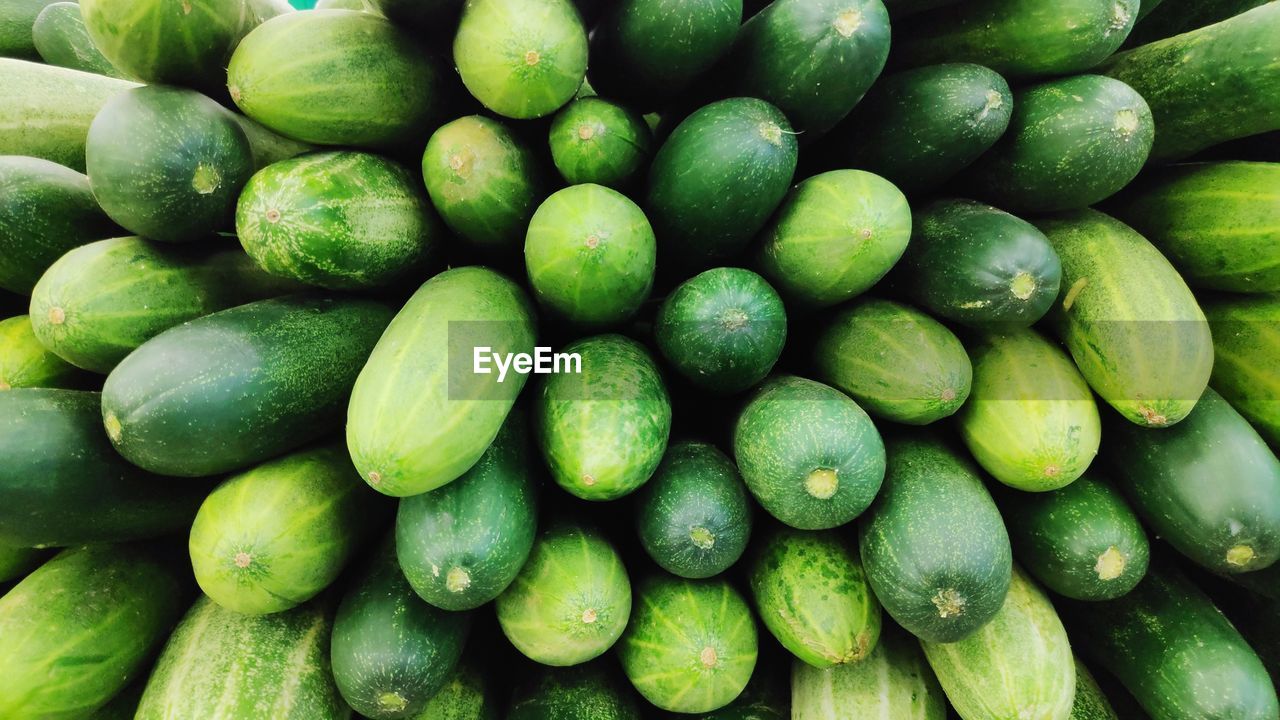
<box><xmin>495</xmin><ymin>523</ymin><xmax>632</xmax><ymax>666</ymax></box>
<box><xmin>1105</xmin><ymin>388</ymin><xmax>1280</xmax><ymax>575</ymax></box>
<box><xmin>617</xmin><ymin>575</ymin><xmax>758</xmax><ymax>714</ymax></box>
<box><xmin>32</xmin><ymin>3</ymin><xmax>126</xmax><ymax>78</ymax></box>
<box><xmin>103</xmin><ymin>295</ymin><xmax>392</xmax><ymax>477</ymax></box>
<box><xmin>791</xmin><ymin>623</ymin><xmax>946</xmax><ymax>720</ymax></box>
<box><xmin>0</xmin><ymin>543</ymin><xmax>50</xmax><ymax>583</ymax></box>
<box><xmin>635</xmin><ymin>441</ymin><xmax>753</xmax><ymax>579</ymax></box>
<box><xmin>229</xmin><ymin>9</ymin><xmax>441</xmax><ymax>147</ymax></box>
<box><xmin>897</xmin><ymin>199</ymin><xmax>1062</xmax><ymax>330</ymax></box>
<box><xmin>136</xmin><ymin>596</ymin><xmax>350</xmax><ymax>720</ymax></box>
<box><xmin>535</xmin><ymin>334</ymin><xmax>672</xmax><ymax>501</ymax></box>
<box><xmin>396</xmin><ymin>413</ymin><xmax>538</xmax><ymax>611</ymax></box>
<box><xmin>858</xmin><ymin>432</ymin><xmax>1012</xmax><ymax>643</ymax></box>
<box><xmin>0</xmin><ymin>0</ymin><xmax>59</xmax><ymax>59</ymax></box>
<box><xmin>1109</xmin><ymin>162</ymin><xmax>1280</xmax><ymax>293</ymax></box>
<box><xmin>508</xmin><ymin>661</ymin><xmax>643</xmax><ymax>720</ymax></box>
<box><xmin>549</xmin><ymin>97</ymin><xmax>652</xmax><ymax>189</ymax></box>
<box><xmin>1037</xmin><ymin>209</ymin><xmax>1213</xmax><ymax>428</ymax></box>
<box><xmin>1202</xmin><ymin>294</ymin><xmax>1280</xmax><ymax>448</ymax></box>
<box><xmin>189</xmin><ymin>444</ymin><xmax>386</xmax><ymax>616</ymax></box>
<box><xmin>733</xmin><ymin>375</ymin><xmax>886</xmax><ymax>530</ymax></box>
<box><xmin>0</xmin><ymin>155</ymin><xmax>119</xmax><ymax>294</ymax></box>
<box><xmin>812</xmin><ymin>298</ymin><xmax>972</xmax><ymax>425</ymax></box>
<box><xmin>237</xmin><ymin>151</ymin><xmax>442</xmax><ymax>289</ymax></box>
<box><xmin>0</xmin><ymin>315</ymin><xmax>85</xmax><ymax>389</ymax></box>
<box><xmin>1126</xmin><ymin>0</ymin><xmax>1264</xmax><ymax>45</ymax></box>
<box><xmin>921</xmin><ymin>567</ymin><xmax>1076</xmax><ymax>720</ymax></box>
<box><xmin>958</xmin><ymin>329</ymin><xmax>1101</xmax><ymax>491</ymax></box>
<box><xmin>755</xmin><ymin>169</ymin><xmax>911</xmax><ymax>309</ymax></box>
<box><xmin>645</xmin><ymin>98</ymin><xmax>798</xmax><ymax>266</ymax></box>
<box><xmin>1070</xmin><ymin>659</ymin><xmax>1120</xmax><ymax>720</ymax></box>
<box><xmin>834</xmin><ymin>63</ymin><xmax>1012</xmax><ymax>195</ymax></box>
<box><xmin>1102</xmin><ymin>3</ymin><xmax>1280</xmax><ymax>161</ymax></box>
<box><xmin>29</xmin><ymin>236</ymin><xmax>299</xmax><ymax>373</ymax></box>
<box><xmin>347</xmin><ymin>267</ymin><xmax>536</xmax><ymax>497</ymax></box>
<box><xmin>0</xmin><ymin>389</ymin><xmax>212</xmax><ymax>547</ymax></box>
<box><xmin>962</xmin><ymin>75</ymin><xmax>1153</xmax><ymax>213</ymax></box>
<box><xmin>415</xmin><ymin>662</ymin><xmax>497</xmax><ymax>720</ymax></box>
<box><xmin>0</xmin><ymin>544</ymin><xmax>191</xmax><ymax>720</ymax></box>
<box><xmin>997</xmin><ymin>473</ymin><xmax>1149</xmax><ymax>601</ymax></box>
<box><xmin>654</xmin><ymin>267</ymin><xmax>787</xmax><ymax>394</ymax></box>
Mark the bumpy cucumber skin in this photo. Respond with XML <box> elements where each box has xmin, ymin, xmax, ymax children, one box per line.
<box><xmin>549</xmin><ymin>97</ymin><xmax>653</xmax><ymax>189</ymax></box>
<box><xmin>0</xmin><ymin>315</ymin><xmax>85</xmax><ymax>390</ymax></box>
<box><xmin>791</xmin><ymin>623</ymin><xmax>946</xmax><ymax>720</ymax></box>
<box><xmin>32</xmin><ymin>2</ymin><xmax>126</xmax><ymax>78</ymax></box>
<box><xmin>1202</xmin><ymin>293</ymin><xmax>1280</xmax><ymax>449</ymax></box>
<box><xmin>508</xmin><ymin>661</ymin><xmax>643</xmax><ymax>720</ymax></box>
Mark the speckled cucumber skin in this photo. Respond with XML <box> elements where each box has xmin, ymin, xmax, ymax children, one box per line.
<box><xmin>549</xmin><ymin>98</ymin><xmax>652</xmax><ymax>189</ymax></box>
<box><xmin>29</xmin><ymin>237</ymin><xmax>300</xmax><ymax>373</ymax></box>
<box><xmin>237</xmin><ymin>151</ymin><xmax>442</xmax><ymax>290</ymax></box>
<box><xmin>962</xmin><ymin>75</ymin><xmax>1153</xmax><ymax>213</ymax></box>
<box><xmin>957</xmin><ymin>329</ymin><xmax>1101</xmax><ymax>491</ymax></box>
<box><xmin>0</xmin><ymin>544</ymin><xmax>191</xmax><ymax>720</ymax></box>
<box><xmin>136</xmin><ymin>596</ymin><xmax>350</xmax><ymax>720</ymax></box>
<box><xmin>414</xmin><ymin>662</ymin><xmax>498</xmax><ymax>720</ymax></box>
<box><xmin>1202</xmin><ymin>294</ymin><xmax>1280</xmax><ymax>448</ymax></box>
<box><xmin>0</xmin><ymin>0</ymin><xmax>59</xmax><ymax>58</ymax></box>
<box><xmin>508</xmin><ymin>662</ymin><xmax>643</xmax><ymax>720</ymax></box>
<box><xmin>0</xmin><ymin>544</ymin><xmax>50</xmax><ymax>583</ymax></box>
<box><xmin>858</xmin><ymin>432</ymin><xmax>1012</xmax><ymax>643</ymax></box>
<box><xmin>812</xmin><ymin>298</ymin><xmax>972</xmax><ymax>425</ymax></box>
<box><xmin>1070</xmin><ymin>659</ymin><xmax>1120</xmax><ymax>720</ymax></box>
<box><xmin>103</xmin><ymin>295</ymin><xmax>392</xmax><ymax>477</ymax></box>
<box><xmin>755</xmin><ymin>169</ymin><xmax>911</xmax><ymax>309</ymax></box>
<box><xmin>495</xmin><ymin>523</ymin><xmax>632</xmax><ymax>666</ymax></box>
<box><xmin>791</xmin><ymin>623</ymin><xmax>946</xmax><ymax>720</ymax></box>
<box><xmin>1036</xmin><ymin>209</ymin><xmax>1213</xmax><ymax>428</ymax></box>
<box><xmin>733</xmin><ymin>375</ymin><xmax>885</xmax><ymax>530</ymax></box>
<box><xmin>32</xmin><ymin>3</ymin><xmax>126</xmax><ymax>78</ymax></box>
<box><xmin>0</xmin><ymin>315</ymin><xmax>85</xmax><ymax>389</ymax></box>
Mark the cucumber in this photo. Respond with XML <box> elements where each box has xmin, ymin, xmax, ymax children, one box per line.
<box><xmin>0</xmin><ymin>0</ymin><xmax>59</xmax><ymax>59</ymax></box>
<box><xmin>549</xmin><ymin>97</ymin><xmax>653</xmax><ymax>189</ymax></box>
<box><xmin>617</xmin><ymin>574</ymin><xmax>758</xmax><ymax>714</ymax></box>
<box><xmin>228</xmin><ymin>9</ymin><xmax>442</xmax><ymax>147</ymax></box>
<box><xmin>957</xmin><ymin>329</ymin><xmax>1101</xmax><ymax>491</ymax></box>
<box><xmin>32</xmin><ymin>3</ymin><xmax>125</xmax><ymax>78</ymax></box>
<box><xmin>535</xmin><ymin>334</ymin><xmax>672</xmax><ymax>501</ymax></box>
<box><xmin>496</xmin><ymin>522</ymin><xmax>632</xmax><ymax>666</ymax></box>
<box><xmin>1036</xmin><ymin>209</ymin><xmax>1213</xmax><ymax>428</ymax></box>
<box><xmin>396</xmin><ymin>412</ymin><xmax>538</xmax><ymax>611</ymax></box>
<box><xmin>0</xmin><ymin>315</ymin><xmax>85</xmax><ymax>389</ymax></box>
<box><xmin>833</xmin><ymin>63</ymin><xmax>1013</xmax><ymax>195</ymax></box>
<box><xmin>189</xmin><ymin>444</ymin><xmax>387</xmax><ymax>616</ymax></box>
<box><xmin>700</xmin><ymin>668</ymin><xmax>789</xmax><ymax>720</ymax></box>
<box><xmin>227</xmin><ymin>109</ymin><xmax>316</xmax><ymax>171</ymax></box>
<box><xmin>791</xmin><ymin>623</ymin><xmax>946</xmax><ymax>720</ymax></box>
<box><xmin>0</xmin><ymin>544</ymin><xmax>191</xmax><ymax>720</ymax></box>
<box><xmin>997</xmin><ymin>473</ymin><xmax>1149</xmax><ymax>601</ymax></box>
<box><xmin>237</xmin><ymin>150</ymin><xmax>443</xmax><ymax>289</ymax></box>
<box><xmin>102</xmin><ymin>295</ymin><xmax>393</xmax><ymax>477</ymax></box>
<box><xmin>1070</xmin><ymin>659</ymin><xmax>1120</xmax><ymax>720</ymax></box>
<box><xmin>960</xmin><ymin>75</ymin><xmax>1154</xmax><ymax>213</ymax></box>
<box><xmin>1109</xmin><ymin>161</ymin><xmax>1280</xmax><ymax>293</ymax></box>
<box><xmin>29</xmin><ymin>237</ymin><xmax>299</xmax><ymax>373</ymax></box>
<box><xmin>331</xmin><ymin>542</ymin><xmax>471</xmax><ymax>720</ymax></box>
<box><xmin>858</xmin><ymin>431</ymin><xmax>1012</xmax><ymax>643</ymax></box>
<box><xmin>1126</xmin><ymin>0</ymin><xmax>1265</xmax><ymax>45</ymax></box>
<box><xmin>0</xmin><ymin>389</ymin><xmax>211</xmax><ymax>547</ymax></box>
<box><xmin>634</xmin><ymin>441</ymin><xmax>753</xmax><ymax>579</ymax></box>
<box><xmin>654</xmin><ymin>267</ymin><xmax>787</xmax><ymax>394</ymax></box>
<box><xmin>525</xmin><ymin>184</ymin><xmax>656</xmax><ymax>328</ymax></box>
<box><xmin>920</xmin><ymin>567</ymin><xmax>1076</xmax><ymax>720</ymax></box>
<box><xmin>348</xmin><ymin>267</ymin><xmax>536</xmax><ymax>497</ymax></box>
<box><xmin>812</xmin><ymin>298</ymin><xmax>972</xmax><ymax>425</ymax></box>
<box><xmin>453</xmin><ymin>0</ymin><xmax>587</xmax><ymax>119</ymax></box>
<box><xmin>754</xmin><ymin>169</ymin><xmax>911</xmax><ymax>309</ymax></box>
<box><xmin>733</xmin><ymin>375</ymin><xmax>885</xmax><ymax>530</ymax></box>
<box><xmin>645</xmin><ymin>97</ymin><xmax>798</xmax><ymax>266</ymax></box>
<box><xmin>508</xmin><ymin>661</ymin><xmax>642</xmax><ymax>720</ymax></box>
<box><xmin>1202</xmin><ymin>294</ymin><xmax>1280</xmax><ymax>448</ymax></box>
<box><xmin>0</xmin><ymin>543</ymin><xmax>50</xmax><ymax>583</ymax></box>
<box><xmin>1105</xmin><ymin>388</ymin><xmax>1280</xmax><ymax>574</ymax></box>
<box><xmin>136</xmin><ymin>596</ymin><xmax>349</xmax><ymax>720</ymax></box>
<box><xmin>749</xmin><ymin>527</ymin><xmax>881</xmax><ymax>668</ymax></box>
<box><xmin>0</xmin><ymin>155</ymin><xmax>119</xmax><ymax>294</ymax></box>
<box><xmin>1101</xmin><ymin>3</ymin><xmax>1280</xmax><ymax>162</ymax></box>
<box><xmin>416</xmin><ymin>662</ymin><xmax>498</xmax><ymax>720</ymax></box>
<box><xmin>895</xmin><ymin>199</ymin><xmax>1062</xmax><ymax>330</ymax></box>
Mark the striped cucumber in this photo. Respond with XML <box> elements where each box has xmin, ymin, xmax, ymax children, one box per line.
<box><xmin>791</xmin><ymin>623</ymin><xmax>946</xmax><ymax>720</ymax></box>
<box><xmin>32</xmin><ymin>2</ymin><xmax>126</xmax><ymax>78</ymax></box>
<box><xmin>548</xmin><ymin>97</ymin><xmax>653</xmax><ymax>190</ymax></box>
<box><xmin>1202</xmin><ymin>293</ymin><xmax>1280</xmax><ymax>448</ymax></box>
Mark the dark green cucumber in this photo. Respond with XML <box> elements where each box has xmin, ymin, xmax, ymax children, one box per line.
<box><xmin>508</xmin><ymin>661</ymin><xmax>643</xmax><ymax>720</ymax></box>
<box><xmin>415</xmin><ymin>662</ymin><xmax>498</xmax><ymax>720</ymax></box>
<box><xmin>102</xmin><ymin>295</ymin><xmax>393</xmax><ymax>477</ymax></box>
<box><xmin>0</xmin><ymin>0</ymin><xmax>59</xmax><ymax>59</ymax></box>
<box><xmin>0</xmin><ymin>389</ymin><xmax>212</xmax><ymax>547</ymax></box>
<box><xmin>1071</xmin><ymin>659</ymin><xmax>1120</xmax><ymax>720</ymax></box>
<box><xmin>32</xmin><ymin>3</ymin><xmax>126</xmax><ymax>78</ymax></box>
<box><xmin>699</xmin><ymin>667</ymin><xmax>789</xmax><ymax>720</ymax></box>
<box><xmin>549</xmin><ymin>97</ymin><xmax>653</xmax><ymax>189</ymax></box>
<box><xmin>1126</xmin><ymin>0</ymin><xmax>1265</xmax><ymax>45</ymax></box>
<box><xmin>733</xmin><ymin>375</ymin><xmax>885</xmax><ymax>530</ymax></box>
<box><xmin>1202</xmin><ymin>294</ymin><xmax>1280</xmax><ymax>448</ymax></box>
<box><xmin>0</xmin><ymin>315</ymin><xmax>85</xmax><ymax>389</ymax></box>
<box><xmin>858</xmin><ymin>431</ymin><xmax>1012</xmax><ymax>643</ymax></box>
<box><xmin>654</xmin><ymin>267</ymin><xmax>787</xmax><ymax>394</ymax></box>
<box><xmin>0</xmin><ymin>543</ymin><xmax>50</xmax><ymax>583</ymax></box>
<box><xmin>635</xmin><ymin>441</ymin><xmax>754</xmax><ymax>579</ymax></box>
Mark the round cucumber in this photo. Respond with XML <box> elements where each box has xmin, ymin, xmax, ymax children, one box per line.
<box><xmin>1202</xmin><ymin>294</ymin><xmax>1280</xmax><ymax>448</ymax></box>
<box><xmin>509</xmin><ymin>661</ymin><xmax>643</xmax><ymax>720</ymax></box>
<box><xmin>32</xmin><ymin>2</ymin><xmax>126</xmax><ymax>78</ymax></box>
<box><xmin>549</xmin><ymin>97</ymin><xmax>653</xmax><ymax>189</ymax></box>
<box><xmin>0</xmin><ymin>315</ymin><xmax>85</xmax><ymax>390</ymax></box>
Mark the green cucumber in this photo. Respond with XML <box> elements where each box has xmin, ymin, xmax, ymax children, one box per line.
<box><xmin>957</xmin><ymin>329</ymin><xmax>1101</xmax><ymax>491</ymax></box>
<box><xmin>32</xmin><ymin>3</ymin><xmax>125</xmax><ymax>78</ymax></box>
<box><xmin>791</xmin><ymin>622</ymin><xmax>945</xmax><ymax>719</ymax></box>
<box><xmin>654</xmin><ymin>267</ymin><xmax>787</xmax><ymax>394</ymax></box>
<box><xmin>1070</xmin><ymin>659</ymin><xmax>1120</xmax><ymax>720</ymax></box>
<box><xmin>495</xmin><ymin>523</ymin><xmax>632</xmax><ymax>666</ymax></box>
<box><xmin>754</xmin><ymin>169</ymin><xmax>911</xmax><ymax>309</ymax></box>
<box><xmin>102</xmin><ymin>295</ymin><xmax>393</xmax><ymax>477</ymax></box>
<box><xmin>29</xmin><ymin>236</ymin><xmax>299</xmax><ymax>373</ymax></box>
<box><xmin>698</xmin><ymin>668</ymin><xmax>788</xmax><ymax>720</ymax></box>
<box><xmin>733</xmin><ymin>375</ymin><xmax>885</xmax><ymax>530</ymax></box>
<box><xmin>617</xmin><ymin>574</ymin><xmax>758</xmax><ymax>714</ymax></box>
<box><xmin>1126</xmin><ymin>0</ymin><xmax>1265</xmax><ymax>45</ymax></box>
<box><xmin>1202</xmin><ymin>294</ymin><xmax>1280</xmax><ymax>448</ymax></box>
<box><xmin>0</xmin><ymin>543</ymin><xmax>50</xmax><ymax>583</ymax></box>
<box><xmin>1036</xmin><ymin>209</ymin><xmax>1213</xmax><ymax>428</ymax></box>
<box><xmin>415</xmin><ymin>662</ymin><xmax>498</xmax><ymax>720</ymax></box>
<box><xmin>858</xmin><ymin>431</ymin><xmax>1012</xmax><ymax>643</ymax></box>
<box><xmin>396</xmin><ymin>412</ymin><xmax>538</xmax><ymax>611</ymax></box>
<box><xmin>535</xmin><ymin>334</ymin><xmax>671</xmax><ymax>500</ymax></box>
<box><xmin>634</xmin><ymin>440</ymin><xmax>754</xmax><ymax>579</ymax></box>
<box><xmin>0</xmin><ymin>0</ymin><xmax>59</xmax><ymax>59</ymax></box>
<box><xmin>347</xmin><ymin>266</ymin><xmax>536</xmax><ymax>497</ymax></box>
<box><xmin>508</xmin><ymin>661</ymin><xmax>642</xmax><ymax>720</ymax></box>
<box><xmin>549</xmin><ymin>97</ymin><xmax>653</xmax><ymax>189</ymax></box>
<box><xmin>812</xmin><ymin>298</ymin><xmax>972</xmax><ymax>425</ymax></box>
<box><xmin>0</xmin><ymin>315</ymin><xmax>85</xmax><ymax>389</ymax></box>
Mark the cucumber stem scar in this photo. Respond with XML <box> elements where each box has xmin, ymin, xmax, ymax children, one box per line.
<box><xmin>1095</xmin><ymin>546</ymin><xmax>1126</xmax><ymax>580</ymax></box>
<box><xmin>1226</xmin><ymin>544</ymin><xmax>1256</xmax><ymax>568</ymax></box>
<box><xmin>446</xmin><ymin>566</ymin><xmax>471</xmax><ymax>593</ymax></box>
<box><xmin>932</xmin><ymin>588</ymin><xmax>966</xmax><ymax>618</ymax></box>
<box><xmin>805</xmin><ymin>468</ymin><xmax>839</xmax><ymax>500</ymax></box>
